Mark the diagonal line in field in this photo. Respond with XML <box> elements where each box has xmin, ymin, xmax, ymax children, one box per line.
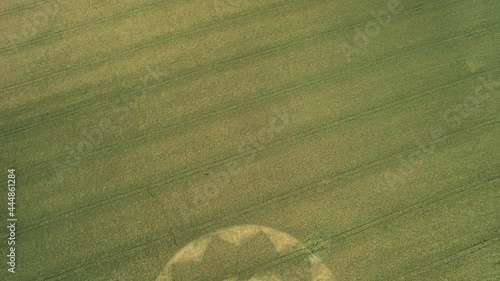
<box><xmin>40</xmin><ymin>173</ymin><xmax>500</xmax><ymax>280</ymax></box>
<box><xmin>5</xmin><ymin>26</ymin><xmax>498</xmax><ymax>186</ymax></box>
<box><xmin>388</xmin><ymin>234</ymin><xmax>500</xmax><ymax>280</ymax></box>
<box><xmin>0</xmin><ymin>0</ymin><xmax>448</xmax><ymax>107</ymax></box>
<box><xmin>2</xmin><ymin>15</ymin><xmax>495</xmax><ymax>140</ymax></box>
<box><xmin>12</xmin><ymin>67</ymin><xmax>500</xmax><ymax>238</ymax></box>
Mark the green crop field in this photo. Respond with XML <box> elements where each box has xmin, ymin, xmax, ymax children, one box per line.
<box><xmin>1</xmin><ymin>0</ymin><xmax>499</xmax><ymax>280</ymax></box>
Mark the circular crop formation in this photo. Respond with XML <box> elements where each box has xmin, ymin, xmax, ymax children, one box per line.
<box><xmin>155</xmin><ymin>224</ymin><xmax>335</xmax><ymax>280</ymax></box>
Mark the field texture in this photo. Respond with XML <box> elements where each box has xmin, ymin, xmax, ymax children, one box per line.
<box><xmin>1</xmin><ymin>0</ymin><xmax>499</xmax><ymax>280</ymax></box>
